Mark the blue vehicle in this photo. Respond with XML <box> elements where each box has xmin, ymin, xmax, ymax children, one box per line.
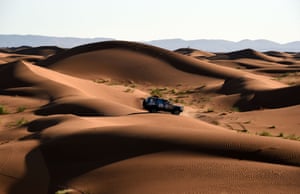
<box><xmin>143</xmin><ymin>96</ymin><xmax>184</xmax><ymax>115</ymax></box>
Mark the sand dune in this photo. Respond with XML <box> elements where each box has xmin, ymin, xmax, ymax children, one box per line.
<box><xmin>41</xmin><ymin>41</ymin><xmax>289</xmax><ymax>94</ymax></box>
<box><xmin>225</xmin><ymin>48</ymin><xmax>283</xmax><ymax>62</ymax></box>
<box><xmin>0</xmin><ymin>41</ymin><xmax>300</xmax><ymax>194</ymax></box>
<box><xmin>0</xmin><ymin>60</ymin><xmax>143</xmax><ymax>116</ymax></box>
<box><xmin>174</xmin><ymin>48</ymin><xmax>216</xmax><ymax>58</ymax></box>
<box><xmin>41</xmin><ymin>41</ymin><xmax>242</xmax><ymax>84</ymax></box>
<box><xmin>264</xmin><ymin>51</ymin><xmax>294</xmax><ymax>58</ymax></box>
<box><xmin>43</xmin><ymin>41</ymin><xmax>277</xmax><ymax>81</ymax></box>
<box><xmin>0</xmin><ymin>46</ymin><xmax>64</xmax><ymax>57</ymax></box>
<box><xmin>13</xmin><ymin>46</ymin><xmax>65</xmax><ymax>57</ymax></box>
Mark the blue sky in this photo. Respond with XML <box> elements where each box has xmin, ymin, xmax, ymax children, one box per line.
<box><xmin>1</xmin><ymin>0</ymin><xmax>299</xmax><ymax>43</ymax></box>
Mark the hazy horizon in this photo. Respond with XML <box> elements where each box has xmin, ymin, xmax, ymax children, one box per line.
<box><xmin>2</xmin><ymin>34</ymin><xmax>300</xmax><ymax>43</ymax></box>
<box><xmin>1</xmin><ymin>0</ymin><xmax>300</xmax><ymax>43</ymax></box>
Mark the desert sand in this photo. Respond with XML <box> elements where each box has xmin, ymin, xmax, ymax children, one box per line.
<box><xmin>0</xmin><ymin>41</ymin><xmax>300</xmax><ymax>194</ymax></box>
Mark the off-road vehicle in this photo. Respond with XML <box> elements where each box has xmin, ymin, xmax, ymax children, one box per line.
<box><xmin>143</xmin><ymin>96</ymin><xmax>184</xmax><ymax>115</ymax></box>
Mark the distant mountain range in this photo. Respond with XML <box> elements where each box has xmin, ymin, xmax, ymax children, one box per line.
<box><xmin>1</xmin><ymin>34</ymin><xmax>300</xmax><ymax>52</ymax></box>
<box><xmin>148</xmin><ymin>39</ymin><xmax>300</xmax><ymax>52</ymax></box>
<box><xmin>0</xmin><ymin>35</ymin><xmax>112</xmax><ymax>49</ymax></box>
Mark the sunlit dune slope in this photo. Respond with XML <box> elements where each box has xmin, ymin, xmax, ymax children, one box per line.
<box><xmin>42</xmin><ymin>41</ymin><xmax>276</xmax><ymax>85</ymax></box>
<box><xmin>0</xmin><ymin>60</ymin><xmax>143</xmax><ymax>116</ymax></box>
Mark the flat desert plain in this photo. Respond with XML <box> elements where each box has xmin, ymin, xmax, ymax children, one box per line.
<box><xmin>0</xmin><ymin>41</ymin><xmax>300</xmax><ymax>194</ymax></box>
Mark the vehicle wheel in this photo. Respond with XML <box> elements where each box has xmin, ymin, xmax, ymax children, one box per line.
<box><xmin>172</xmin><ymin>110</ymin><xmax>180</xmax><ymax>115</ymax></box>
<box><xmin>149</xmin><ymin>108</ymin><xmax>157</xmax><ymax>113</ymax></box>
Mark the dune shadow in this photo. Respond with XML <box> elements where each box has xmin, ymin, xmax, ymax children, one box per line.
<box><xmin>27</xmin><ymin>118</ymin><xmax>63</xmax><ymax>132</ymax></box>
<box><xmin>38</xmin><ymin>132</ymin><xmax>174</xmax><ymax>193</ymax></box>
<box><xmin>35</xmin><ymin>102</ymin><xmax>106</xmax><ymax>116</ymax></box>
<box><xmin>8</xmin><ymin>148</ymin><xmax>49</xmax><ymax>194</ymax></box>
<box><xmin>9</xmin><ymin>124</ymin><xmax>300</xmax><ymax>194</ymax></box>
<box><xmin>233</xmin><ymin>85</ymin><xmax>300</xmax><ymax>111</ymax></box>
<box><xmin>10</xmin><ymin>131</ymin><xmax>173</xmax><ymax>193</ymax></box>
<box><xmin>18</xmin><ymin>117</ymin><xmax>66</xmax><ymax>141</ymax></box>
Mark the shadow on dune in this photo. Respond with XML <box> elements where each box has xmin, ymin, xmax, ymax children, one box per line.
<box><xmin>0</xmin><ymin>61</ymin><xmax>33</xmax><ymax>89</ymax></box>
<box><xmin>225</xmin><ymin>49</ymin><xmax>280</xmax><ymax>62</ymax></box>
<box><xmin>14</xmin><ymin>46</ymin><xmax>65</xmax><ymax>57</ymax></box>
<box><xmin>16</xmin><ymin>132</ymin><xmax>173</xmax><ymax>194</ymax></box>
<box><xmin>233</xmin><ymin>85</ymin><xmax>300</xmax><ymax>111</ymax></box>
<box><xmin>35</xmin><ymin>102</ymin><xmax>106</xmax><ymax>116</ymax></box>
<box><xmin>8</xmin><ymin>148</ymin><xmax>49</xmax><ymax>194</ymax></box>
<box><xmin>10</xmin><ymin>120</ymin><xmax>300</xmax><ymax>194</ymax></box>
<box><xmin>26</xmin><ymin>117</ymin><xmax>66</xmax><ymax>132</ymax></box>
<box><xmin>0</xmin><ymin>46</ymin><xmax>65</xmax><ymax>57</ymax></box>
<box><xmin>219</xmin><ymin>75</ymin><xmax>300</xmax><ymax>111</ymax></box>
<box><xmin>34</xmin><ymin>97</ymin><xmax>141</xmax><ymax>117</ymax></box>
<box><xmin>219</xmin><ymin>77</ymin><xmax>248</xmax><ymax>95</ymax></box>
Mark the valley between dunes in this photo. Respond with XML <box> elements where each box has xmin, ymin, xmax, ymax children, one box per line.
<box><xmin>0</xmin><ymin>41</ymin><xmax>300</xmax><ymax>194</ymax></box>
